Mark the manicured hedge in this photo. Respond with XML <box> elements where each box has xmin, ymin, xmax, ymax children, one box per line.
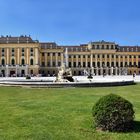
<box><xmin>92</xmin><ymin>94</ymin><xmax>135</xmax><ymax>132</ymax></box>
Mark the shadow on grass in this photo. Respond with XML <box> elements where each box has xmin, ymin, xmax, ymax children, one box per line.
<box><xmin>132</xmin><ymin>121</ymin><xmax>140</xmax><ymax>133</ymax></box>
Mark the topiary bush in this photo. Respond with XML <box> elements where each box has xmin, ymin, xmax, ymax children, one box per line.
<box><xmin>92</xmin><ymin>94</ymin><xmax>135</xmax><ymax>132</ymax></box>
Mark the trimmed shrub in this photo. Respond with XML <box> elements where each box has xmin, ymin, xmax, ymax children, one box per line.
<box><xmin>92</xmin><ymin>94</ymin><xmax>135</xmax><ymax>132</ymax></box>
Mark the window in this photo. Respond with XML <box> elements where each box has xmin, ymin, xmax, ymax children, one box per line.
<box><xmin>30</xmin><ymin>59</ymin><xmax>33</xmax><ymax>65</ymax></box>
<box><xmin>74</xmin><ymin>55</ymin><xmax>76</xmax><ymax>58</ymax></box>
<box><xmin>98</xmin><ymin>55</ymin><xmax>100</xmax><ymax>58</ymax></box>
<box><xmin>107</xmin><ymin>45</ymin><xmax>109</xmax><ymax>49</ymax></box>
<box><xmin>78</xmin><ymin>55</ymin><xmax>80</xmax><ymax>58</ymax></box>
<box><xmin>93</xmin><ymin>55</ymin><xmax>95</xmax><ymax>58</ymax></box>
<box><xmin>134</xmin><ymin>62</ymin><xmax>136</xmax><ymax>67</ymax></box>
<box><xmin>58</xmin><ymin>53</ymin><xmax>61</xmax><ymax>56</ymax></box>
<box><xmin>93</xmin><ymin>62</ymin><xmax>95</xmax><ymax>67</ymax></box>
<box><xmin>88</xmin><ymin>62</ymin><xmax>90</xmax><ymax>67</ymax></box>
<box><xmin>97</xmin><ymin>62</ymin><xmax>100</xmax><ymax>67</ymax></box>
<box><xmin>116</xmin><ymin>62</ymin><xmax>118</xmax><ymax>67</ymax></box>
<box><xmin>88</xmin><ymin>55</ymin><xmax>90</xmax><ymax>58</ymax></box>
<box><xmin>102</xmin><ymin>45</ymin><xmax>104</xmax><ymax>49</ymax></box>
<box><xmin>92</xmin><ymin>45</ymin><xmax>95</xmax><ymax>49</ymax></box>
<box><xmin>47</xmin><ymin>53</ymin><xmax>50</xmax><ymax>56</ymax></box>
<box><xmin>107</xmin><ymin>55</ymin><xmax>109</xmax><ymax>58</ymax></box>
<box><xmin>30</xmin><ymin>48</ymin><xmax>33</xmax><ymax>52</ymax></box>
<box><xmin>120</xmin><ymin>62</ymin><xmax>123</xmax><ymax>67</ymax></box>
<box><xmin>125</xmin><ymin>62</ymin><xmax>127</xmax><ymax>66</ymax></box>
<box><xmin>11</xmin><ymin>59</ymin><xmax>15</xmax><ymax>65</ymax></box>
<box><xmin>1</xmin><ymin>59</ymin><xmax>5</xmax><ymax>65</ymax></box>
<box><xmin>12</xmin><ymin>48</ymin><xmax>14</xmax><ymax>52</ymax></box>
<box><xmin>42</xmin><ymin>53</ymin><xmax>44</xmax><ymax>56</ymax></box>
<box><xmin>111</xmin><ymin>62</ymin><xmax>114</xmax><ymax>67</ymax></box>
<box><xmin>21</xmin><ymin>59</ymin><xmax>25</xmax><ymax>65</ymax></box>
<box><xmin>53</xmin><ymin>53</ymin><xmax>55</xmax><ymax>56</ymax></box>
<box><xmin>78</xmin><ymin>62</ymin><xmax>81</xmax><ymax>67</ymax></box>
<box><xmin>22</xmin><ymin>48</ymin><xmax>24</xmax><ymax>52</ymax></box>
<box><xmin>47</xmin><ymin>62</ymin><xmax>50</xmax><ymax>67</ymax></box>
<box><xmin>42</xmin><ymin>62</ymin><xmax>45</xmax><ymax>66</ymax></box>
<box><xmin>58</xmin><ymin>62</ymin><xmax>61</xmax><ymax>66</ymax></box>
<box><xmin>2</xmin><ymin>48</ymin><xmax>4</xmax><ymax>53</ymax></box>
<box><xmin>107</xmin><ymin>62</ymin><xmax>110</xmax><ymax>67</ymax></box>
<box><xmin>83</xmin><ymin>62</ymin><xmax>85</xmax><ymax>67</ymax></box>
<box><xmin>111</xmin><ymin>45</ymin><xmax>114</xmax><ymax>49</ymax></box>
<box><xmin>83</xmin><ymin>55</ymin><xmax>85</xmax><ymax>58</ymax></box>
<box><xmin>69</xmin><ymin>62</ymin><xmax>71</xmax><ymax>67</ymax></box>
<box><xmin>69</xmin><ymin>55</ymin><xmax>71</xmax><ymax>58</ymax></box>
<box><xmin>97</xmin><ymin>45</ymin><xmax>99</xmax><ymax>49</ymax></box>
<box><xmin>52</xmin><ymin>62</ymin><xmax>55</xmax><ymax>67</ymax></box>
<box><xmin>73</xmin><ymin>62</ymin><xmax>76</xmax><ymax>67</ymax></box>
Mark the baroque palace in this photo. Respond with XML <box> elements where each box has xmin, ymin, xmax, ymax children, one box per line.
<box><xmin>0</xmin><ymin>35</ymin><xmax>140</xmax><ymax>77</ymax></box>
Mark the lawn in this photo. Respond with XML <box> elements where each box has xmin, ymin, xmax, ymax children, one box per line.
<box><xmin>0</xmin><ymin>85</ymin><xmax>140</xmax><ymax>140</ymax></box>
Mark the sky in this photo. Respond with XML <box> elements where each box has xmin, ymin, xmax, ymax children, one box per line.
<box><xmin>0</xmin><ymin>0</ymin><xmax>140</xmax><ymax>46</ymax></box>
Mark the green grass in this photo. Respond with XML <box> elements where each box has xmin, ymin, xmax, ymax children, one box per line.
<box><xmin>0</xmin><ymin>85</ymin><xmax>140</xmax><ymax>140</ymax></box>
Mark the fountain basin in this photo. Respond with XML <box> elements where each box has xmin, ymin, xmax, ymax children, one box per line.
<box><xmin>0</xmin><ymin>77</ymin><xmax>135</xmax><ymax>88</ymax></box>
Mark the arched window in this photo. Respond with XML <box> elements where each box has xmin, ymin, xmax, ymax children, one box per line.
<box><xmin>21</xmin><ymin>59</ymin><xmax>25</xmax><ymax>65</ymax></box>
<box><xmin>30</xmin><ymin>59</ymin><xmax>33</xmax><ymax>65</ymax></box>
<box><xmin>11</xmin><ymin>59</ymin><xmax>15</xmax><ymax>65</ymax></box>
<box><xmin>1</xmin><ymin>59</ymin><xmax>5</xmax><ymax>65</ymax></box>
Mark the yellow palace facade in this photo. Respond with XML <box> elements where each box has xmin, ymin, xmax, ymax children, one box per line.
<box><xmin>0</xmin><ymin>35</ymin><xmax>140</xmax><ymax>77</ymax></box>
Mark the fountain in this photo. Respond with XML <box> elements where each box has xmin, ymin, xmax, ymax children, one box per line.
<box><xmin>55</xmin><ymin>48</ymin><xmax>74</xmax><ymax>82</ymax></box>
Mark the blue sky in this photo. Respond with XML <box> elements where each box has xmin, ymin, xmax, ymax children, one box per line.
<box><xmin>0</xmin><ymin>0</ymin><xmax>140</xmax><ymax>45</ymax></box>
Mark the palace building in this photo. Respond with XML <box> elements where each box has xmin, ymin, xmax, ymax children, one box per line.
<box><xmin>0</xmin><ymin>35</ymin><xmax>140</xmax><ymax>77</ymax></box>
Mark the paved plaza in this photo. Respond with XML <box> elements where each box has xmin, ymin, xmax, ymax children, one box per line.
<box><xmin>0</xmin><ymin>75</ymin><xmax>139</xmax><ymax>83</ymax></box>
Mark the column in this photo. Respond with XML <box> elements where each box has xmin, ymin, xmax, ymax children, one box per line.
<box><xmin>101</xmin><ymin>67</ymin><xmax>103</xmax><ymax>75</ymax></box>
<box><xmin>127</xmin><ymin>55</ymin><xmax>129</xmax><ymax>66</ymax></box>
<box><xmin>7</xmin><ymin>48</ymin><xmax>9</xmax><ymax>64</ymax></box>
<box><xmin>50</xmin><ymin>53</ymin><xmax>52</xmax><ymax>67</ymax></box>
<box><xmin>61</xmin><ymin>53</ymin><xmax>63</xmax><ymax>66</ymax></box>
<box><xmin>76</xmin><ymin>55</ymin><xmax>78</xmax><ymax>67</ymax></box>
<box><xmin>85</xmin><ymin>55</ymin><xmax>88</xmax><ymax>67</ymax></box>
<box><xmin>95</xmin><ymin>54</ymin><xmax>97</xmax><ymax>67</ymax></box>
<box><xmin>114</xmin><ymin>54</ymin><xmax>116</xmax><ymax>67</ymax></box>
<box><xmin>45</xmin><ymin>53</ymin><xmax>47</xmax><ymax>66</ymax></box>
<box><xmin>26</xmin><ymin>48</ymin><xmax>29</xmax><ymax>65</ymax></box>
<box><xmin>56</xmin><ymin>53</ymin><xmax>58</xmax><ymax>67</ymax></box>
<box><xmin>136</xmin><ymin>55</ymin><xmax>138</xmax><ymax>66</ymax></box>
<box><xmin>106</xmin><ymin>67</ymin><xmax>108</xmax><ymax>75</ymax></box>
<box><xmin>35</xmin><ymin>48</ymin><xmax>39</xmax><ymax>65</ymax></box>
<box><xmin>81</xmin><ymin>55</ymin><xmax>83</xmax><ymax>67</ymax></box>
<box><xmin>123</xmin><ymin>55</ymin><xmax>125</xmax><ymax>67</ymax></box>
<box><xmin>105</xmin><ymin>54</ymin><xmax>107</xmax><ymax>67</ymax></box>
<box><xmin>90</xmin><ymin>54</ymin><xmax>93</xmax><ymax>67</ymax></box>
<box><xmin>109</xmin><ymin>54</ymin><xmax>111</xmax><ymax>67</ymax></box>
<box><xmin>132</xmin><ymin>55</ymin><xmax>134</xmax><ymax>66</ymax></box>
<box><xmin>100</xmin><ymin>54</ymin><xmax>102</xmax><ymax>67</ymax></box>
<box><xmin>115</xmin><ymin>67</ymin><xmax>118</xmax><ymax>75</ymax></box>
<box><xmin>96</xmin><ymin>67</ymin><xmax>98</xmax><ymax>75</ymax></box>
<box><xmin>118</xmin><ymin>55</ymin><xmax>120</xmax><ymax>67</ymax></box>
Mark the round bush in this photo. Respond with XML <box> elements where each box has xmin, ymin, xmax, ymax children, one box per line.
<box><xmin>92</xmin><ymin>94</ymin><xmax>135</xmax><ymax>132</ymax></box>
